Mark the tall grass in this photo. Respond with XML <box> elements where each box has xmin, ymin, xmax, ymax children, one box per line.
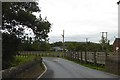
<box><xmin>12</xmin><ymin>55</ymin><xmax>41</xmax><ymax>67</ymax></box>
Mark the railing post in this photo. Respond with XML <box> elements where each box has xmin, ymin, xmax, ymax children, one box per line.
<box><xmin>74</xmin><ymin>51</ymin><xmax>75</xmax><ymax>61</ymax></box>
<box><xmin>93</xmin><ymin>51</ymin><xmax>97</xmax><ymax>65</ymax></box>
<box><xmin>72</xmin><ymin>52</ymin><xmax>74</xmax><ymax>61</ymax></box>
<box><xmin>77</xmin><ymin>52</ymin><xmax>79</xmax><ymax>62</ymax></box>
<box><xmin>64</xmin><ymin>52</ymin><xmax>66</xmax><ymax>58</ymax></box>
<box><xmin>80</xmin><ymin>51</ymin><xmax>83</xmax><ymax>63</ymax></box>
<box><xmin>85</xmin><ymin>51</ymin><xmax>87</xmax><ymax>63</ymax></box>
<box><xmin>70</xmin><ymin>52</ymin><xmax>71</xmax><ymax>60</ymax></box>
<box><xmin>75</xmin><ymin>52</ymin><xmax>76</xmax><ymax>61</ymax></box>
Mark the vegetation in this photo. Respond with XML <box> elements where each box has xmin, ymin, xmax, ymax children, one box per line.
<box><xmin>63</xmin><ymin>57</ymin><xmax>105</xmax><ymax>71</ymax></box>
<box><xmin>19</xmin><ymin>41</ymin><xmax>51</xmax><ymax>51</ymax></box>
<box><xmin>50</xmin><ymin>41</ymin><xmax>63</xmax><ymax>47</ymax></box>
<box><xmin>12</xmin><ymin>55</ymin><xmax>41</xmax><ymax>67</ymax></box>
<box><xmin>51</xmin><ymin>41</ymin><xmax>113</xmax><ymax>52</ymax></box>
<box><xmin>2</xmin><ymin>33</ymin><xmax>21</xmax><ymax>69</ymax></box>
<box><xmin>2</xmin><ymin>2</ymin><xmax>51</xmax><ymax>69</ymax></box>
<box><xmin>1</xmin><ymin>2</ymin><xmax>113</xmax><ymax>70</ymax></box>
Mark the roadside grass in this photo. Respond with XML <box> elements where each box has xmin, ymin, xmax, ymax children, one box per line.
<box><xmin>77</xmin><ymin>62</ymin><xmax>105</xmax><ymax>71</ymax></box>
<box><xmin>12</xmin><ymin>55</ymin><xmax>41</xmax><ymax>67</ymax></box>
<box><xmin>39</xmin><ymin>51</ymin><xmax>63</xmax><ymax>57</ymax></box>
<box><xmin>63</xmin><ymin>58</ymin><xmax>120</xmax><ymax>76</ymax></box>
<box><xmin>63</xmin><ymin>57</ymin><xmax>105</xmax><ymax>71</ymax></box>
<box><xmin>11</xmin><ymin>54</ymin><xmax>45</xmax><ymax>78</ymax></box>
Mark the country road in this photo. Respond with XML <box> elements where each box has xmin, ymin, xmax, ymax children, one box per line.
<box><xmin>40</xmin><ymin>57</ymin><xmax>119</xmax><ymax>79</ymax></box>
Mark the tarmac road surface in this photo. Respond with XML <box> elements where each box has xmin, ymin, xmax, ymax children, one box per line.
<box><xmin>41</xmin><ymin>57</ymin><xmax>119</xmax><ymax>79</ymax></box>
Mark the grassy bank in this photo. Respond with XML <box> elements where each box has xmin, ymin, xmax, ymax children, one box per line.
<box><xmin>63</xmin><ymin>57</ymin><xmax>105</xmax><ymax>71</ymax></box>
<box><xmin>11</xmin><ymin>55</ymin><xmax>45</xmax><ymax>78</ymax></box>
<box><xmin>12</xmin><ymin>55</ymin><xmax>41</xmax><ymax>66</ymax></box>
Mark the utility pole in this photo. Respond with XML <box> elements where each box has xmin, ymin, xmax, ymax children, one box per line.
<box><xmin>105</xmin><ymin>32</ymin><xmax>107</xmax><ymax>41</ymax></box>
<box><xmin>85</xmin><ymin>38</ymin><xmax>88</xmax><ymax>51</ymax></box>
<box><xmin>100</xmin><ymin>32</ymin><xmax>108</xmax><ymax>59</ymax></box>
<box><xmin>63</xmin><ymin>30</ymin><xmax>65</xmax><ymax>46</ymax></box>
<box><xmin>85</xmin><ymin>38</ymin><xmax>88</xmax><ymax>63</ymax></box>
<box><xmin>100</xmin><ymin>32</ymin><xmax>108</xmax><ymax>50</ymax></box>
<box><xmin>86</xmin><ymin>38</ymin><xmax>88</xmax><ymax>43</ymax></box>
<box><xmin>62</xmin><ymin>30</ymin><xmax>65</xmax><ymax>57</ymax></box>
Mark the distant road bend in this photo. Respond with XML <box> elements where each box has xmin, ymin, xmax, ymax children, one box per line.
<box><xmin>41</xmin><ymin>57</ymin><xmax>119</xmax><ymax>78</ymax></box>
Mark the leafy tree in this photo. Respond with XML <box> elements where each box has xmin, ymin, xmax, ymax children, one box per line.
<box><xmin>2</xmin><ymin>2</ymin><xmax>40</xmax><ymax>36</ymax></box>
<box><xmin>2</xmin><ymin>2</ymin><xmax>51</xmax><ymax>40</ymax></box>
<box><xmin>2</xmin><ymin>2</ymin><xmax>51</xmax><ymax>69</ymax></box>
<box><xmin>65</xmin><ymin>41</ymin><xmax>112</xmax><ymax>52</ymax></box>
<box><xmin>2</xmin><ymin>33</ymin><xmax>20</xmax><ymax>69</ymax></box>
<box><xmin>51</xmin><ymin>41</ymin><xmax>63</xmax><ymax>47</ymax></box>
<box><xmin>99</xmin><ymin>35</ymin><xmax>110</xmax><ymax>52</ymax></box>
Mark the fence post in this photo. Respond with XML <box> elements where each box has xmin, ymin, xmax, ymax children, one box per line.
<box><xmin>80</xmin><ymin>51</ymin><xmax>83</xmax><ymax>63</ymax></box>
<box><xmin>75</xmin><ymin>52</ymin><xmax>76</xmax><ymax>61</ymax></box>
<box><xmin>68</xmin><ymin>52</ymin><xmax>70</xmax><ymax>60</ymax></box>
<box><xmin>72</xmin><ymin>52</ymin><xmax>74</xmax><ymax>61</ymax></box>
<box><xmin>85</xmin><ymin>51</ymin><xmax>87</xmax><ymax>63</ymax></box>
<box><xmin>74</xmin><ymin>51</ymin><xmax>75</xmax><ymax>61</ymax></box>
<box><xmin>93</xmin><ymin>51</ymin><xmax>97</xmax><ymax>65</ymax></box>
<box><xmin>65</xmin><ymin>52</ymin><xmax>67</xmax><ymax>59</ymax></box>
<box><xmin>70</xmin><ymin>52</ymin><xmax>72</xmax><ymax>60</ymax></box>
<box><xmin>76</xmin><ymin>52</ymin><xmax>77</xmax><ymax>61</ymax></box>
<box><xmin>64</xmin><ymin>52</ymin><xmax>66</xmax><ymax>58</ymax></box>
<box><xmin>77</xmin><ymin>52</ymin><xmax>79</xmax><ymax>62</ymax></box>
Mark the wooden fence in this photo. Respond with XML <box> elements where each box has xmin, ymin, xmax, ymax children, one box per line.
<box><xmin>64</xmin><ymin>51</ymin><xmax>120</xmax><ymax>75</ymax></box>
<box><xmin>64</xmin><ymin>51</ymin><xmax>106</xmax><ymax>65</ymax></box>
<box><xmin>19</xmin><ymin>51</ymin><xmax>120</xmax><ymax>75</ymax></box>
<box><xmin>19</xmin><ymin>51</ymin><xmax>107</xmax><ymax>65</ymax></box>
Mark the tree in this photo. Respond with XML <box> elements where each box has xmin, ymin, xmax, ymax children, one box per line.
<box><xmin>2</xmin><ymin>2</ymin><xmax>51</xmax><ymax>69</ymax></box>
<box><xmin>99</xmin><ymin>34</ymin><xmax>110</xmax><ymax>52</ymax></box>
<box><xmin>2</xmin><ymin>2</ymin><xmax>40</xmax><ymax>35</ymax></box>
<box><xmin>2</xmin><ymin>2</ymin><xmax>51</xmax><ymax>41</ymax></box>
<box><xmin>2</xmin><ymin>33</ymin><xmax>21</xmax><ymax>69</ymax></box>
<box><xmin>65</xmin><ymin>41</ymin><xmax>111</xmax><ymax>52</ymax></box>
<box><xmin>34</xmin><ymin>18</ymin><xmax>51</xmax><ymax>42</ymax></box>
<box><xmin>51</xmin><ymin>41</ymin><xmax>63</xmax><ymax>47</ymax></box>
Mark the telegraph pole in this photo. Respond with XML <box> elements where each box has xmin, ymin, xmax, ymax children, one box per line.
<box><xmin>63</xmin><ymin>30</ymin><xmax>65</xmax><ymax>45</ymax></box>
<box><xmin>86</xmin><ymin>38</ymin><xmax>88</xmax><ymax>43</ymax></box>
<box><xmin>100</xmin><ymin>32</ymin><xmax>108</xmax><ymax>59</ymax></box>
<box><xmin>85</xmin><ymin>38</ymin><xmax>88</xmax><ymax>51</ymax></box>
<box><xmin>105</xmin><ymin>32</ymin><xmax>107</xmax><ymax>41</ymax></box>
<box><xmin>62</xmin><ymin>30</ymin><xmax>65</xmax><ymax>57</ymax></box>
<box><xmin>101</xmin><ymin>32</ymin><xmax>107</xmax><ymax>40</ymax></box>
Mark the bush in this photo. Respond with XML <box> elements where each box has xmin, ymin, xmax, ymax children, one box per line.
<box><xmin>2</xmin><ymin>33</ymin><xmax>20</xmax><ymax>69</ymax></box>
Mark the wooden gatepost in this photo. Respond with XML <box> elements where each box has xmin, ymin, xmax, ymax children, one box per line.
<box><xmin>105</xmin><ymin>52</ymin><xmax>120</xmax><ymax>75</ymax></box>
<box><xmin>105</xmin><ymin>38</ymin><xmax>120</xmax><ymax>75</ymax></box>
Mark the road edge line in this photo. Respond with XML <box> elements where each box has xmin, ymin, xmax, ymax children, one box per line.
<box><xmin>36</xmin><ymin>61</ymin><xmax>47</xmax><ymax>80</ymax></box>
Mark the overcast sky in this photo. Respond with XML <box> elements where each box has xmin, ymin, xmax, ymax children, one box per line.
<box><xmin>36</xmin><ymin>0</ymin><xmax>118</xmax><ymax>44</ymax></box>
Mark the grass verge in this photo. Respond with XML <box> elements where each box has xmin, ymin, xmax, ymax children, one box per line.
<box><xmin>63</xmin><ymin>57</ymin><xmax>105</xmax><ymax>71</ymax></box>
<box><xmin>11</xmin><ymin>55</ymin><xmax>45</xmax><ymax>79</ymax></box>
<box><xmin>12</xmin><ymin>55</ymin><xmax>41</xmax><ymax>66</ymax></box>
